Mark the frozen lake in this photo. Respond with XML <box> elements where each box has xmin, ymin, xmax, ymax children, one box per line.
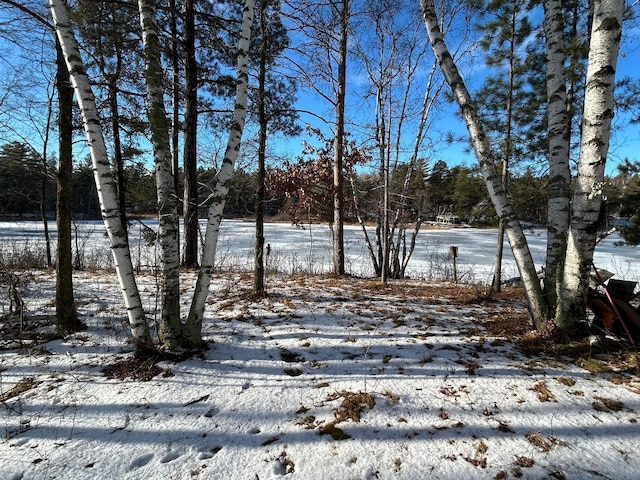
<box><xmin>1</xmin><ymin>219</ymin><xmax>638</xmax><ymax>285</ymax></box>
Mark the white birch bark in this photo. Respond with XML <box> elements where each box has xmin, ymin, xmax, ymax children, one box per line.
<box><xmin>49</xmin><ymin>0</ymin><xmax>153</xmax><ymax>351</ymax></box>
<box><xmin>185</xmin><ymin>0</ymin><xmax>255</xmax><ymax>343</ymax></box>
<box><xmin>542</xmin><ymin>0</ymin><xmax>571</xmax><ymax>309</ymax></box>
<box><xmin>557</xmin><ymin>0</ymin><xmax>624</xmax><ymax>331</ymax></box>
<box><xmin>420</xmin><ymin>0</ymin><xmax>547</xmax><ymax>326</ymax></box>
<box><xmin>138</xmin><ymin>0</ymin><xmax>182</xmax><ymax>349</ymax></box>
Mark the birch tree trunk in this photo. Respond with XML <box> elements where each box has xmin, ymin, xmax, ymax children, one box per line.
<box><xmin>542</xmin><ymin>0</ymin><xmax>571</xmax><ymax>310</ymax></box>
<box><xmin>556</xmin><ymin>0</ymin><xmax>624</xmax><ymax>332</ymax></box>
<box><xmin>420</xmin><ymin>0</ymin><xmax>547</xmax><ymax>327</ymax></box>
<box><xmin>49</xmin><ymin>0</ymin><xmax>153</xmax><ymax>352</ymax></box>
<box><xmin>185</xmin><ymin>0</ymin><xmax>255</xmax><ymax>346</ymax></box>
<box><xmin>138</xmin><ymin>0</ymin><xmax>182</xmax><ymax>349</ymax></box>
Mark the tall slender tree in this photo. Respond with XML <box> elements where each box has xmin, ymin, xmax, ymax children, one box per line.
<box><xmin>283</xmin><ymin>0</ymin><xmax>353</xmax><ymax>275</ymax></box>
<box><xmin>138</xmin><ymin>0</ymin><xmax>182</xmax><ymax>348</ymax></box>
<box><xmin>252</xmin><ymin>0</ymin><xmax>299</xmax><ymax>295</ymax></box>
<box><xmin>254</xmin><ymin>0</ymin><xmax>269</xmax><ymax>295</ymax></box>
<box><xmin>420</xmin><ymin>0</ymin><xmax>548</xmax><ymax>326</ymax></box>
<box><xmin>169</xmin><ymin>0</ymin><xmax>181</xmax><ymax>197</ymax></box>
<box><xmin>556</xmin><ymin>0</ymin><xmax>624</xmax><ymax>333</ymax></box>
<box><xmin>74</xmin><ymin>0</ymin><xmax>147</xmax><ymax>231</ymax></box>
<box><xmin>352</xmin><ymin>0</ymin><xmax>437</xmax><ymax>281</ymax></box>
<box><xmin>332</xmin><ymin>0</ymin><xmax>348</xmax><ymax>275</ymax></box>
<box><xmin>54</xmin><ymin>39</ymin><xmax>80</xmax><ymax>333</ymax></box>
<box><xmin>474</xmin><ymin>0</ymin><xmax>534</xmax><ymax>293</ymax></box>
<box><xmin>182</xmin><ymin>0</ymin><xmax>199</xmax><ymax>268</ymax></box>
<box><xmin>542</xmin><ymin>0</ymin><xmax>571</xmax><ymax>310</ymax></box>
<box><xmin>185</xmin><ymin>0</ymin><xmax>256</xmax><ymax>346</ymax></box>
<box><xmin>49</xmin><ymin>0</ymin><xmax>153</xmax><ymax>352</ymax></box>
<box><xmin>0</xmin><ymin>0</ymin><xmax>80</xmax><ymax>333</ymax></box>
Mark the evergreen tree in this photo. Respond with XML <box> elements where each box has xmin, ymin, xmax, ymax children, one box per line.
<box><xmin>252</xmin><ymin>0</ymin><xmax>299</xmax><ymax>295</ymax></box>
<box><xmin>182</xmin><ymin>0</ymin><xmax>199</xmax><ymax>267</ymax></box>
<box><xmin>0</xmin><ymin>142</ymin><xmax>46</xmax><ymax>215</ymax></box>
<box><xmin>474</xmin><ymin>0</ymin><xmax>538</xmax><ymax>292</ymax></box>
<box><xmin>73</xmin><ymin>0</ymin><xmax>147</xmax><ymax>230</ymax></box>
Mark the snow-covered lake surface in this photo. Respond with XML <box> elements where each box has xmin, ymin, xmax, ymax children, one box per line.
<box><xmin>1</xmin><ymin>219</ymin><xmax>638</xmax><ymax>285</ymax></box>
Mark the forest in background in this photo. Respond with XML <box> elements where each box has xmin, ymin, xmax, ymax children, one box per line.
<box><xmin>1</xmin><ymin>139</ymin><xmax>639</xmax><ymax>233</ymax></box>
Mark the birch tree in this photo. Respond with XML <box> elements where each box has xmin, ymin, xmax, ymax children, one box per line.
<box><xmin>556</xmin><ymin>0</ymin><xmax>624</xmax><ymax>332</ymax></box>
<box><xmin>185</xmin><ymin>0</ymin><xmax>256</xmax><ymax>345</ymax></box>
<box><xmin>542</xmin><ymin>0</ymin><xmax>571</xmax><ymax>310</ymax></box>
<box><xmin>420</xmin><ymin>0</ymin><xmax>548</xmax><ymax>326</ymax></box>
<box><xmin>138</xmin><ymin>0</ymin><xmax>182</xmax><ymax>348</ymax></box>
<box><xmin>49</xmin><ymin>0</ymin><xmax>153</xmax><ymax>352</ymax></box>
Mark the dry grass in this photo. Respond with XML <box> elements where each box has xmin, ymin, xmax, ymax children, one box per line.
<box><xmin>0</xmin><ymin>376</ymin><xmax>41</xmax><ymax>402</ymax></box>
<box><xmin>102</xmin><ymin>356</ymin><xmax>173</xmax><ymax>381</ymax></box>
<box><xmin>530</xmin><ymin>381</ymin><xmax>556</xmax><ymax>403</ymax></box>
<box><xmin>526</xmin><ymin>431</ymin><xmax>552</xmax><ymax>452</ymax></box>
<box><xmin>328</xmin><ymin>391</ymin><xmax>376</xmax><ymax>424</ymax></box>
<box><xmin>592</xmin><ymin>396</ymin><xmax>626</xmax><ymax>412</ymax></box>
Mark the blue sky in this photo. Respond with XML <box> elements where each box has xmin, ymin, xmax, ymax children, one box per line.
<box><xmin>289</xmin><ymin>53</ymin><xmax>640</xmax><ymax>179</ymax></box>
<box><xmin>278</xmin><ymin>5</ymin><xmax>640</xmax><ymax>178</ymax></box>
<box><xmin>0</xmin><ymin>2</ymin><xmax>638</xmax><ymax>179</ymax></box>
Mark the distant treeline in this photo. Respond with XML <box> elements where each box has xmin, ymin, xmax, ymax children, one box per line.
<box><xmin>1</xmin><ymin>141</ymin><xmax>638</xmax><ymax>230</ymax></box>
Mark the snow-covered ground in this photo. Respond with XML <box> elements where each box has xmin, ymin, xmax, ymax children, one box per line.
<box><xmin>1</xmin><ymin>270</ymin><xmax>639</xmax><ymax>480</ymax></box>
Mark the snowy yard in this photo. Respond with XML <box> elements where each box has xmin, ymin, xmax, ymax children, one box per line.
<box><xmin>1</xmin><ymin>271</ymin><xmax>639</xmax><ymax>479</ymax></box>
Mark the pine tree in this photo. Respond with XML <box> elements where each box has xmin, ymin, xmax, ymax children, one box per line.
<box><xmin>74</xmin><ymin>0</ymin><xmax>147</xmax><ymax>231</ymax></box>
<box><xmin>252</xmin><ymin>0</ymin><xmax>300</xmax><ymax>296</ymax></box>
<box><xmin>474</xmin><ymin>0</ymin><xmax>537</xmax><ymax>292</ymax></box>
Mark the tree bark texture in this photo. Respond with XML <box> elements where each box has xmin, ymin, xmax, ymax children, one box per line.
<box><xmin>491</xmin><ymin>5</ymin><xmax>517</xmax><ymax>295</ymax></box>
<box><xmin>556</xmin><ymin>0</ymin><xmax>624</xmax><ymax>332</ymax></box>
<box><xmin>138</xmin><ymin>0</ymin><xmax>182</xmax><ymax>349</ymax></box>
<box><xmin>332</xmin><ymin>0</ymin><xmax>348</xmax><ymax>276</ymax></box>
<box><xmin>186</xmin><ymin>0</ymin><xmax>256</xmax><ymax>344</ymax></box>
<box><xmin>420</xmin><ymin>0</ymin><xmax>548</xmax><ymax>327</ymax></box>
<box><xmin>542</xmin><ymin>0</ymin><xmax>571</xmax><ymax>310</ymax></box>
<box><xmin>182</xmin><ymin>0</ymin><xmax>200</xmax><ymax>268</ymax></box>
<box><xmin>49</xmin><ymin>0</ymin><xmax>153</xmax><ymax>351</ymax></box>
<box><xmin>170</xmin><ymin>0</ymin><xmax>181</xmax><ymax>194</ymax></box>
<box><xmin>108</xmin><ymin>77</ymin><xmax>128</xmax><ymax>235</ymax></box>
<box><xmin>54</xmin><ymin>39</ymin><xmax>78</xmax><ymax>333</ymax></box>
<box><xmin>254</xmin><ymin>0</ymin><xmax>268</xmax><ymax>296</ymax></box>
